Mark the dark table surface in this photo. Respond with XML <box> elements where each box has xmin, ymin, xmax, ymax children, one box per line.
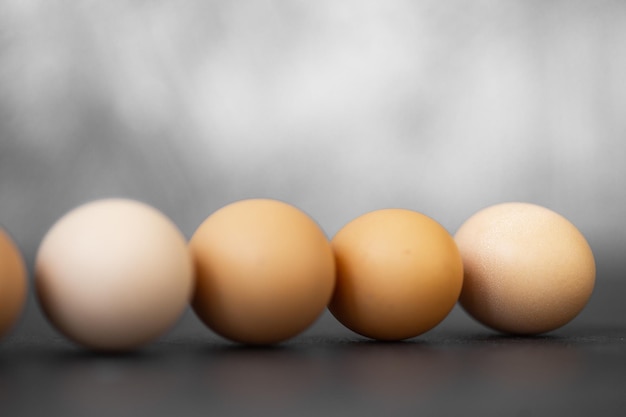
<box><xmin>2</xmin><ymin>252</ymin><xmax>625</xmax><ymax>417</ymax></box>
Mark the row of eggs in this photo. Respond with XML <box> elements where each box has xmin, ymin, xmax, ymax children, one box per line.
<box><xmin>0</xmin><ymin>198</ymin><xmax>596</xmax><ymax>351</ymax></box>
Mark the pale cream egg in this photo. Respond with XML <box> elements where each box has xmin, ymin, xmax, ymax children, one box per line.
<box><xmin>35</xmin><ymin>199</ymin><xmax>194</xmax><ymax>351</ymax></box>
<box><xmin>454</xmin><ymin>202</ymin><xmax>596</xmax><ymax>335</ymax></box>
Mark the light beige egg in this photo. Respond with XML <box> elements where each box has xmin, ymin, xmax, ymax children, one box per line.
<box><xmin>0</xmin><ymin>228</ymin><xmax>28</xmax><ymax>340</ymax></box>
<box><xmin>454</xmin><ymin>202</ymin><xmax>596</xmax><ymax>335</ymax></box>
<box><xmin>190</xmin><ymin>198</ymin><xmax>335</xmax><ymax>345</ymax></box>
<box><xmin>329</xmin><ymin>208</ymin><xmax>464</xmax><ymax>341</ymax></box>
<box><xmin>35</xmin><ymin>199</ymin><xmax>194</xmax><ymax>351</ymax></box>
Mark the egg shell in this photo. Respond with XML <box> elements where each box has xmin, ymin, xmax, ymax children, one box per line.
<box><xmin>35</xmin><ymin>199</ymin><xmax>194</xmax><ymax>351</ymax></box>
<box><xmin>454</xmin><ymin>202</ymin><xmax>596</xmax><ymax>335</ymax></box>
<box><xmin>329</xmin><ymin>208</ymin><xmax>464</xmax><ymax>341</ymax></box>
<box><xmin>190</xmin><ymin>198</ymin><xmax>335</xmax><ymax>345</ymax></box>
<box><xmin>0</xmin><ymin>228</ymin><xmax>28</xmax><ymax>340</ymax></box>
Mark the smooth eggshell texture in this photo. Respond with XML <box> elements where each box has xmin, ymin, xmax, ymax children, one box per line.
<box><xmin>35</xmin><ymin>199</ymin><xmax>194</xmax><ymax>351</ymax></box>
<box><xmin>0</xmin><ymin>229</ymin><xmax>28</xmax><ymax>340</ymax></box>
<box><xmin>190</xmin><ymin>199</ymin><xmax>335</xmax><ymax>345</ymax></box>
<box><xmin>329</xmin><ymin>208</ymin><xmax>464</xmax><ymax>341</ymax></box>
<box><xmin>454</xmin><ymin>202</ymin><xmax>596</xmax><ymax>335</ymax></box>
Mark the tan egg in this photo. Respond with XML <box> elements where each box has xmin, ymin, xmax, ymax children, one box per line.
<box><xmin>454</xmin><ymin>202</ymin><xmax>596</xmax><ymax>335</ymax></box>
<box><xmin>190</xmin><ymin>198</ymin><xmax>335</xmax><ymax>345</ymax></box>
<box><xmin>0</xmin><ymin>228</ymin><xmax>28</xmax><ymax>340</ymax></box>
<box><xmin>329</xmin><ymin>209</ymin><xmax>464</xmax><ymax>341</ymax></box>
<box><xmin>35</xmin><ymin>199</ymin><xmax>194</xmax><ymax>351</ymax></box>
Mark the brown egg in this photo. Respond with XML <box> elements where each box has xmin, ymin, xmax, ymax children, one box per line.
<box><xmin>329</xmin><ymin>209</ymin><xmax>464</xmax><ymax>341</ymax></box>
<box><xmin>35</xmin><ymin>199</ymin><xmax>194</xmax><ymax>351</ymax></box>
<box><xmin>0</xmin><ymin>228</ymin><xmax>28</xmax><ymax>340</ymax></box>
<box><xmin>189</xmin><ymin>198</ymin><xmax>335</xmax><ymax>345</ymax></box>
<box><xmin>454</xmin><ymin>202</ymin><xmax>596</xmax><ymax>335</ymax></box>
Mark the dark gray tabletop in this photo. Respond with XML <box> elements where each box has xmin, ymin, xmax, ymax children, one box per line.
<box><xmin>2</xmin><ymin>251</ymin><xmax>625</xmax><ymax>417</ymax></box>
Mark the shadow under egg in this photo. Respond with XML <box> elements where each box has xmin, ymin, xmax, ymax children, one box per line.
<box><xmin>200</xmin><ymin>343</ymin><xmax>326</xmax><ymax>412</ymax></box>
<box><xmin>42</xmin><ymin>348</ymin><xmax>182</xmax><ymax>416</ymax></box>
<box><xmin>327</xmin><ymin>339</ymin><xmax>462</xmax><ymax>407</ymax></box>
<box><xmin>460</xmin><ymin>333</ymin><xmax>584</xmax><ymax>390</ymax></box>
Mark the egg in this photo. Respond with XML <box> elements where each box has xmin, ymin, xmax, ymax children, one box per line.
<box><xmin>0</xmin><ymin>228</ymin><xmax>28</xmax><ymax>340</ymax></box>
<box><xmin>35</xmin><ymin>199</ymin><xmax>194</xmax><ymax>351</ymax></box>
<box><xmin>454</xmin><ymin>202</ymin><xmax>596</xmax><ymax>335</ymax></box>
<box><xmin>189</xmin><ymin>198</ymin><xmax>335</xmax><ymax>345</ymax></box>
<box><xmin>329</xmin><ymin>208</ymin><xmax>464</xmax><ymax>341</ymax></box>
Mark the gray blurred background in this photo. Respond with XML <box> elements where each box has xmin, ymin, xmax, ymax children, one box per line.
<box><xmin>1</xmin><ymin>0</ymin><xmax>625</xmax><ymax>338</ymax></box>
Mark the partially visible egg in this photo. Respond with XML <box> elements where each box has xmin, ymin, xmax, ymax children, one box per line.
<box><xmin>0</xmin><ymin>228</ymin><xmax>28</xmax><ymax>340</ymax></box>
<box><xmin>190</xmin><ymin>198</ymin><xmax>335</xmax><ymax>345</ymax></box>
<box><xmin>35</xmin><ymin>199</ymin><xmax>194</xmax><ymax>351</ymax></box>
<box><xmin>454</xmin><ymin>202</ymin><xmax>596</xmax><ymax>335</ymax></box>
<box><xmin>329</xmin><ymin>209</ymin><xmax>464</xmax><ymax>341</ymax></box>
